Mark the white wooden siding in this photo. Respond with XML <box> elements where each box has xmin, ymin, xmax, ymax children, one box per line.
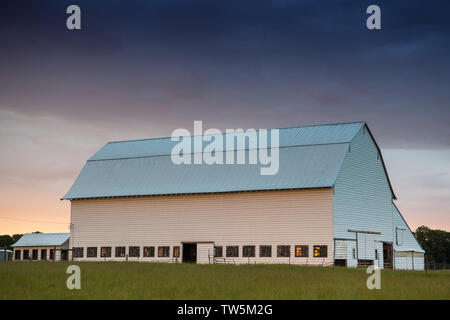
<box><xmin>334</xmin><ymin>240</ymin><xmax>347</xmax><ymax>260</ymax></box>
<box><xmin>392</xmin><ymin>205</ymin><xmax>424</xmax><ymax>253</ymax></box>
<box><xmin>69</xmin><ymin>188</ymin><xmax>334</xmax><ymax>265</ymax></box>
<box><xmin>333</xmin><ymin>126</ymin><xmax>424</xmax><ymax>270</ymax></box>
<box><xmin>197</xmin><ymin>243</ymin><xmax>214</xmax><ymax>264</ymax></box>
<box><xmin>334</xmin><ymin>126</ymin><xmax>394</xmax><ymax>244</ymax></box>
<box><xmin>395</xmin><ymin>252</ymin><xmax>425</xmax><ymax>270</ymax></box>
<box><xmin>356</xmin><ymin>233</ymin><xmax>375</xmax><ymax>260</ymax></box>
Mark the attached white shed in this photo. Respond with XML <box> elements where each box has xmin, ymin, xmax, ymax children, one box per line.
<box><xmin>12</xmin><ymin>233</ymin><xmax>70</xmax><ymax>261</ymax></box>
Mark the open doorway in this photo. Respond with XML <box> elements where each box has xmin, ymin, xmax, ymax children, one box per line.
<box><xmin>383</xmin><ymin>242</ymin><xmax>393</xmax><ymax>269</ymax></box>
<box><xmin>61</xmin><ymin>250</ymin><xmax>68</xmax><ymax>261</ymax></box>
<box><xmin>182</xmin><ymin>243</ymin><xmax>197</xmax><ymax>263</ymax></box>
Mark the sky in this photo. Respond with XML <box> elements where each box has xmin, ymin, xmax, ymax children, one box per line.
<box><xmin>0</xmin><ymin>0</ymin><xmax>449</xmax><ymax>234</ymax></box>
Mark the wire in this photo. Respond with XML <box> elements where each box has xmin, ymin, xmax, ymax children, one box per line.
<box><xmin>0</xmin><ymin>216</ymin><xmax>68</xmax><ymax>225</ymax></box>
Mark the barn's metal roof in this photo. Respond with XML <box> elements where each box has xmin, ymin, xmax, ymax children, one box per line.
<box><xmin>89</xmin><ymin>122</ymin><xmax>365</xmax><ymax>160</ymax></box>
<box><xmin>11</xmin><ymin>233</ymin><xmax>70</xmax><ymax>247</ymax></box>
<box><xmin>63</xmin><ymin>122</ymin><xmax>365</xmax><ymax>200</ymax></box>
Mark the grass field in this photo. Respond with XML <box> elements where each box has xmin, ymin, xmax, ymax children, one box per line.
<box><xmin>0</xmin><ymin>261</ymin><xmax>449</xmax><ymax>299</ymax></box>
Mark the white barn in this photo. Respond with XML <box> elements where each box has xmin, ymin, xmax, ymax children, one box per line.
<box><xmin>63</xmin><ymin>122</ymin><xmax>424</xmax><ymax>269</ymax></box>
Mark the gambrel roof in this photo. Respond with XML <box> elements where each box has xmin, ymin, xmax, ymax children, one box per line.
<box><xmin>62</xmin><ymin>122</ymin><xmax>395</xmax><ymax>200</ymax></box>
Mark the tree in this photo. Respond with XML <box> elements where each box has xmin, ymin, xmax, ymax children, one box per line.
<box><xmin>415</xmin><ymin>226</ymin><xmax>450</xmax><ymax>266</ymax></box>
<box><xmin>0</xmin><ymin>234</ymin><xmax>24</xmax><ymax>250</ymax></box>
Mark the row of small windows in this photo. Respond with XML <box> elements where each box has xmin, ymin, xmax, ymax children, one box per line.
<box><xmin>72</xmin><ymin>246</ymin><xmax>180</xmax><ymax>258</ymax></box>
<box><xmin>71</xmin><ymin>245</ymin><xmax>327</xmax><ymax>258</ymax></box>
<box><xmin>215</xmin><ymin>245</ymin><xmax>327</xmax><ymax>258</ymax></box>
<box><xmin>14</xmin><ymin>249</ymin><xmax>54</xmax><ymax>260</ymax></box>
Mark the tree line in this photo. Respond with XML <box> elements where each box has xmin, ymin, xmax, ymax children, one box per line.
<box><xmin>0</xmin><ymin>232</ymin><xmax>41</xmax><ymax>250</ymax></box>
<box><xmin>414</xmin><ymin>226</ymin><xmax>450</xmax><ymax>267</ymax></box>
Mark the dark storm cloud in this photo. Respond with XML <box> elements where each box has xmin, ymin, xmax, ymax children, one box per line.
<box><xmin>0</xmin><ymin>0</ymin><xmax>449</xmax><ymax>148</ymax></box>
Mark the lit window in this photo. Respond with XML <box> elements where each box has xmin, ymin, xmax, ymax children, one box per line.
<box><xmin>173</xmin><ymin>246</ymin><xmax>180</xmax><ymax>258</ymax></box>
<box><xmin>259</xmin><ymin>245</ymin><xmax>272</xmax><ymax>257</ymax></box>
<box><xmin>313</xmin><ymin>245</ymin><xmax>327</xmax><ymax>258</ymax></box>
<box><xmin>129</xmin><ymin>246</ymin><xmax>140</xmax><ymax>257</ymax></box>
<box><xmin>277</xmin><ymin>245</ymin><xmax>290</xmax><ymax>257</ymax></box>
<box><xmin>101</xmin><ymin>247</ymin><xmax>111</xmax><ymax>257</ymax></box>
<box><xmin>295</xmin><ymin>245</ymin><xmax>309</xmax><ymax>257</ymax></box>
<box><xmin>226</xmin><ymin>246</ymin><xmax>239</xmax><ymax>257</ymax></box>
<box><xmin>87</xmin><ymin>247</ymin><xmax>97</xmax><ymax>258</ymax></box>
<box><xmin>143</xmin><ymin>247</ymin><xmax>155</xmax><ymax>257</ymax></box>
<box><xmin>158</xmin><ymin>246</ymin><xmax>170</xmax><ymax>257</ymax></box>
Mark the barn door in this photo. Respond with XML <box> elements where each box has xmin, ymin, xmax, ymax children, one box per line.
<box><xmin>196</xmin><ymin>242</ymin><xmax>214</xmax><ymax>264</ymax></box>
<box><xmin>182</xmin><ymin>243</ymin><xmax>197</xmax><ymax>263</ymax></box>
<box><xmin>357</xmin><ymin>233</ymin><xmax>375</xmax><ymax>265</ymax></box>
<box><xmin>383</xmin><ymin>243</ymin><xmax>393</xmax><ymax>269</ymax></box>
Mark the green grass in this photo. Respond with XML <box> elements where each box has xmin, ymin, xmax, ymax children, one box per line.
<box><xmin>0</xmin><ymin>261</ymin><xmax>449</xmax><ymax>299</ymax></box>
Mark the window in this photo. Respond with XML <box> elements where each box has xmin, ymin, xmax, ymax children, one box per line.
<box><xmin>259</xmin><ymin>245</ymin><xmax>272</xmax><ymax>257</ymax></box>
<box><xmin>352</xmin><ymin>248</ymin><xmax>356</xmax><ymax>259</ymax></box>
<box><xmin>173</xmin><ymin>246</ymin><xmax>180</xmax><ymax>258</ymax></box>
<box><xmin>277</xmin><ymin>245</ymin><xmax>290</xmax><ymax>257</ymax></box>
<box><xmin>49</xmin><ymin>249</ymin><xmax>54</xmax><ymax>260</ymax></box>
<box><xmin>87</xmin><ymin>247</ymin><xmax>97</xmax><ymax>258</ymax></box>
<box><xmin>115</xmin><ymin>247</ymin><xmax>126</xmax><ymax>257</ymax></box>
<box><xmin>214</xmin><ymin>246</ymin><xmax>223</xmax><ymax>257</ymax></box>
<box><xmin>313</xmin><ymin>245</ymin><xmax>327</xmax><ymax>258</ymax></box>
<box><xmin>295</xmin><ymin>245</ymin><xmax>309</xmax><ymax>257</ymax></box>
<box><xmin>243</xmin><ymin>246</ymin><xmax>255</xmax><ymax>257</ymax></box>
<box><xmin>396</xmin><ymin>228</ymin><xmax>405</xmax><ymax>246</ymax></box>
<box><xmin>143</xmin><ymin>247</ymin><xmax>155</xmax><ymax>257</ymax></box>
<box><xmin>73</xmin><ymin>247</ymin><xmax>84</xmax><ymax>258</ymax></box>
<box><xmin>375</xmin><ymin>249</ymin><xmax>378</xmax><ymax>260</ymax></box>
<box><xmin>158</xmin><ymin>246</ymin><xmax>170</xmax><ymax>257</ymax></box>
<box><xmin>23</xmin><ymin>249</ymin><xmax>29</xmax><ymax>260</ymax></box>
<box><xmin>32</xmin><ymin>249</ymin><xmax>38</xmax><ymax>260</ymax></box>
<box><xmin>128</xmin><ymin>246</ymin><xmax>140</xmax><ymax>257</ymax></box>
<box><xmin>41</xmin><ymin>249</ymin><xmax>47</xmax><ymax>260</ymax></box>
<box><xmin>101</xmin><ymin>247</ymin><xmax>111</xmax><ymax>258</ymax></box>
<box><xmin>226</xmin><ymin>246</ymin><xmax>239</xmax><ymax>257</ymax></box>
<box><xmin>14</xmin><ymin>250</ymin><xmax>21</xmax><ymax>260</ymax></box>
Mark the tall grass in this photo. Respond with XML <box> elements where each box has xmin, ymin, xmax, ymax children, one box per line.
<box><xmin>0</xmin><ymin>261</ymin><xmax>449</xmax><ymax>299</ymax></box>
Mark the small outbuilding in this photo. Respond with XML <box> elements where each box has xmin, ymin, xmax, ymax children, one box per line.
<box><xmin>12</xmin><ymin>233</ymin><xmax>70</xmax><ymax>261</ymax></box>
<box><xmin>0</xmin><ymin>249</ymin><xmax>13</xmax><ymax>261</ymax></box>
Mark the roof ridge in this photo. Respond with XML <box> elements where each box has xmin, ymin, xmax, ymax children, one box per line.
<box><xmin>24</xmin><ymin>232</ymin><xmax>69</xmax><ymax>235</ymax></box>
<box><xmin>105</xmin><ymin>121</ymin><xmax>366</xmax><ymax>145</ymax></box>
